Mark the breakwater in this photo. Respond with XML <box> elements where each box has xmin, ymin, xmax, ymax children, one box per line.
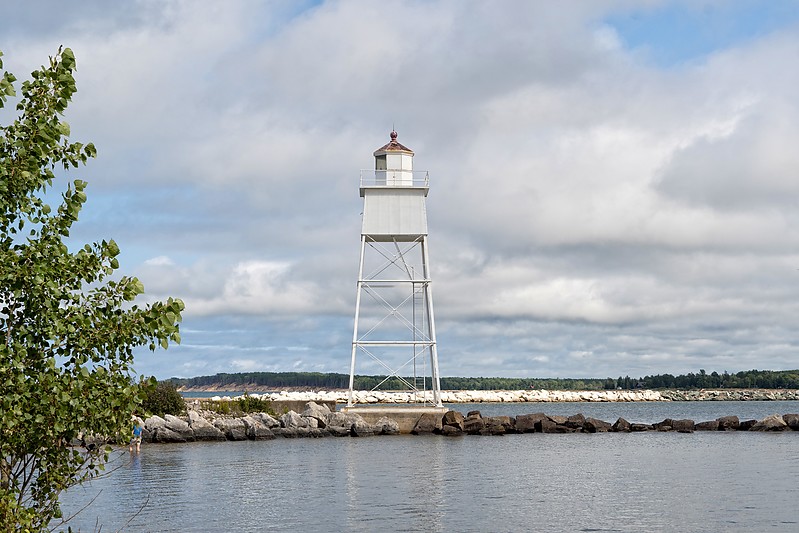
<box><xmin>198</xmin><ymin>388</ymin><xmax>799</xmax><ymax>404</ymax></box>
<box><xmin>133</xmin><ymin>401</ymin><xmax>799</xmax><ymax>443</ymax></box>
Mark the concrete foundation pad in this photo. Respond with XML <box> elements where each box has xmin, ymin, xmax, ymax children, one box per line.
<box><xmin>341</xmin><ymin>405</ymin><xmax>449</xmax><ymax>434</ymax></box>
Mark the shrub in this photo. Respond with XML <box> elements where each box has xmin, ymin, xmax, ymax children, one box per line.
<box><xmin>198</xmin><ymin>400</ymin><xmax>231</xmax><ymax>414</ymax></box>
<box><xmin>196</xmin><ymin>395</ymin><xmax>276</xmax><ymax>416</ymax></box>
<box><xmin>141</xmin><ymin>380</ymin><xmax>185</xmax><ymax>417</ymax></box>
<box><xmin>235</xmin><ymin>394</ymin><xmax>276</xmax><ymax>415</ymax></box>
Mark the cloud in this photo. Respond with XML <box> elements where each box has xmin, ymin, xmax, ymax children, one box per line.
<box><xmin>191</xmin><ymin>260</ymin><xmax>319</xmax><ymax>315</ymax></box>
<box><xmin>137</xmin><ymin>258</ymin><xmax>351</xmax><ymax>317</ymax></box>
<box><xmin>143</xmin><ymin>256</ymin><xmax>175</xmax><ymax>267</ymax></box>
<box><xmin>231</xmin><ymin>359</ymin><xmax>262</xmax><ymax>372</ymax></box>
<box><xmin>4</xmin><ymin>1</ymin><xmax>799</xmax><ymax>379</ymax></box>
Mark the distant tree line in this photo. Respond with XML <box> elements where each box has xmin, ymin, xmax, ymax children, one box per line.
<box><xmin>170</xmin><ymin>372</ymin><xmax>611</xmax><ymax>391</ymax></box>
<box><xmin>169</xmin><ymin>369</ymin><xmax>799</xmax><ymax>391</ymax></box>
<box><xmin>628</xmin><ymin>369</ymin><xmax>799</xmax><ymax>390</ymax></box>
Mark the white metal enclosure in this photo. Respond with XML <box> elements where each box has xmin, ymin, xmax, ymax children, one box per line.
<box><xmin>348</xmin><ymin>131</ymin><xmax>442</xmax><ymax>407</ymax></box>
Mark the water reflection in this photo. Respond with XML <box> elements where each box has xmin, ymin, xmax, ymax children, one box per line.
<box><xmin>341</xmin><ymin>436</ymin><xmax>453</xmax><ymax>532</ymax></box>
<box><xmin>57</xmin><ymin>407</ymin><xmax>799</xmax><ymax>532</ymax></box>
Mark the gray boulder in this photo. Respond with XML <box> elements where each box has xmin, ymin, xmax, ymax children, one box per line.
<box><xmin>327</xmin><ymin>411</ymin><xmax>366</xmax><ymax>428</ymax></box>
<box><xmin>273</xmin><ymin>427</ymin><xmax>301</xmax><ymax>438</ymax></box>
<box><xmin>373</xmin><ymin>416</ymin><xmax>400</xmax><ymax>435</ymax></box>
<box><xmin>584</xmin><ymin>417</ymin><xmax>612</xmax><ymax>433</ymax></box>
<box><xmin>441</xmin><ymin>425</ymin><xmax>463</xmax><ymax>437</ymax></box>
<box><xmin>653</xmin><ymin>418</ymin><xmax>674</xmax><ymax>431</ymax></box>
<box><xmin>672</xmin><ymin>419</ymin><xmax>695</xmax><ymax>433</ymax></box>
<box><xmin>411</xmin><ymin>413</ymin><xmax>442</xmax><ymax>435</ymax></box>
<box><xmin>351</xmin><ymin>417</ymin><xmax>375</xmax><ymax>437</ymax></box>
<box><xmin>302</xmin><ymin>402</ymin><xmax>331</xmax><ymax>428</ymax></box>
<box><xmin>463</xmin><ymin>416</ymin><xmax>485</xmax><ymax>435</ymax></box>
<box><xmin>750</xmin><ymin>414</ymin><xmax>789</xmax><ymax>431</ymax></box>
<box><xmin>241</xmin><ymin>415</ymin><xmax>276</xmax><ymax>440</ymax></box>
<box><xmin>151</xmin><ymin>426</ymin><xmax>187</xmax><ymax>443</ymax></box>
<box><xmin>187</xmin><ymin>411</ymin><xmax>226</xmax><ymax>441</ymax></box>
<box><xmin>717</xmin><ymin>415</ymin><xmax>740</xmax><ymax>431</ymax></box>
<box><xmin>213</xmin><ymin>418</ymin><xmax>248</xmax><ymax>440</ymax></box>
<box><xmin>327</xmin><ymin>426</ymin><xmax>351</xmax><ymax>437</ymax></box>
<box><xmin>739</xmin><ymin>419</ymin><xmax>758</xmax><ymax>431</ymax></box>
<box><xmin>326</xmin><ymin>411</ymin><xmax>372</xmax><ymax>436</ymax></box>
<box><xmin>164</xmin><ymin>414</ymin><xmax>196</xmax><ymax>442</ymax></box>
<box><xmin>140</xmin><ymin>416</ymin><xmax>165</xmax><ymax>442</ymax></box>
<box><xmin>442</xmin><ymin>410</ymin><xmax>465</xmax><ymax>431</ymax></box>
<box><xmin>163</xmin><ymin>414</ymin><xmax>188</xmax><ymax>430</ymax></box>
<box><xmin>492</xmin><ymin>415</ymin><xmax>516</xmax><ymax>433</ymax></box>
<box><xmin>251</xmin><ymin>412</ymin><xmax>281</xmax><ymax>429</ymax></box>
<box><xmin>187</xmin><ymin>410</ymin><xmax>209</xmax><ymax>426</ymax></box>
<box><xmin>516</xmin><ymin>413</ymin><xmax>547</xmax><ymax>433</ymax></box>
<box><xmin>144</xmin><ymin>415</ymin><xmax>167</xmax><ymax>432</ymax></box>
<box><xmin>783</xmin><ymin>413</ymin><xmax>799</xmax><ymax>430</ymax></box>
<box><xmin>280</xmin><ymin>410</ymin><xmax>310</xmax><ymax>429</ymax></box>
<box><xmin>612</xmin><ymin>417</ymin><xmax>631</xmax><ymax>432</ymax></box>
<box><xmin>480</xmin><ymin>417</ymin><xmax>507</xmax><ymax>436</ymax></box>
<box><xmin>540</xmin><ymin>418</ymin><xmax>576</xmax><ymax>433</ymax></box>
<box><xmin>695</xmin><ymin>420</ymin><xmax>719</xmax><ymax>431</ymax></box>
<box><xmin>565</xmin><ymin>414</ymin><xmax>585</xmax><ymax>430</ymax></box>
<box><xmin>325</xmin><ymin>411</ymin><xmax>349</xmax><ymax>428</ymax></box>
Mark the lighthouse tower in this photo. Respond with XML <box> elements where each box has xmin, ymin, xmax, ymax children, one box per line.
<box><xmin>346</xmin><ymin>131</ymin><xmax>443</xmax><ymax>407</ymax></box>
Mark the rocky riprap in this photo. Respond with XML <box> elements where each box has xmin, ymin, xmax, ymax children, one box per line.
<box><xmin>133</xmin><ymin>402</ymin><xmax>799</xmax><ymax>443</ymax></box>
<box><xmin>200</xmin><ymin>388</ymin><xmax>799</xmax><ymax>404</ymax></box>
<box><xmin>447</xmin><ymin>411</ymin><xmax>799</xmax><ymax>435</ymax></box>
<box><xmin>139</xmin><ymin>402</ymin><xmax>401</xmax><ymax>443</ymax></box>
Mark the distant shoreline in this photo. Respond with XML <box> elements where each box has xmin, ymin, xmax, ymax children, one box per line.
<box><xmin>179</xmin><ymin>388</ymin><xmax>799</xmax><ymax>403</ymax></box>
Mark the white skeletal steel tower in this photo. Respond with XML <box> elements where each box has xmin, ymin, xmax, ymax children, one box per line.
<box><xmin>347</xmin><ymin>131</ymin><xmax>442</xmax><ymax>407</ymax></box>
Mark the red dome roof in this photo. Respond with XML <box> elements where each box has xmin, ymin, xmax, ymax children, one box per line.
<box><xmin>373</xmin><ymin>130</ymin><xmax>413</xmax><ymax>155</ymax></box>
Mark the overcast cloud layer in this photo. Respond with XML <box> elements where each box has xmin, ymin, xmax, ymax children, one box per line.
<box><xmin>3</xmin><ymin>1</ymin><xmax>799</xmax><ymax>379</ymax></box>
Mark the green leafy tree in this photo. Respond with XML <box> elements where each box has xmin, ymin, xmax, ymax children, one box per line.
<box><xmin>0</xmin><ymin>47</ymin><xmax>184</xmax><ymax>530</ymax></box>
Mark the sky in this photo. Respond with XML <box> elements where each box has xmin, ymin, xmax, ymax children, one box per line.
<box><xmin>3</xmin><ymin>0</ymin><xmax>799</xmax><ymax>380</ymax></box>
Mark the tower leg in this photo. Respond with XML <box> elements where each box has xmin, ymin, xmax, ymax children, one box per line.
<box><xmin>421</xmin><ymin>237</ymin><xmax>443</xmax><ymax>407</ymax></box>
<box><xmin>348</xmin><ymin>235</ymin><xmax>367</xmax><ymax>407</ymax></box>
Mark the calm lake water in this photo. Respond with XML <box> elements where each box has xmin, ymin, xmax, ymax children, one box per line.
<box><xmin>56</xmin><ymin>402</ymin><xmax>799</xmax><ymax>532</ymax></box>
